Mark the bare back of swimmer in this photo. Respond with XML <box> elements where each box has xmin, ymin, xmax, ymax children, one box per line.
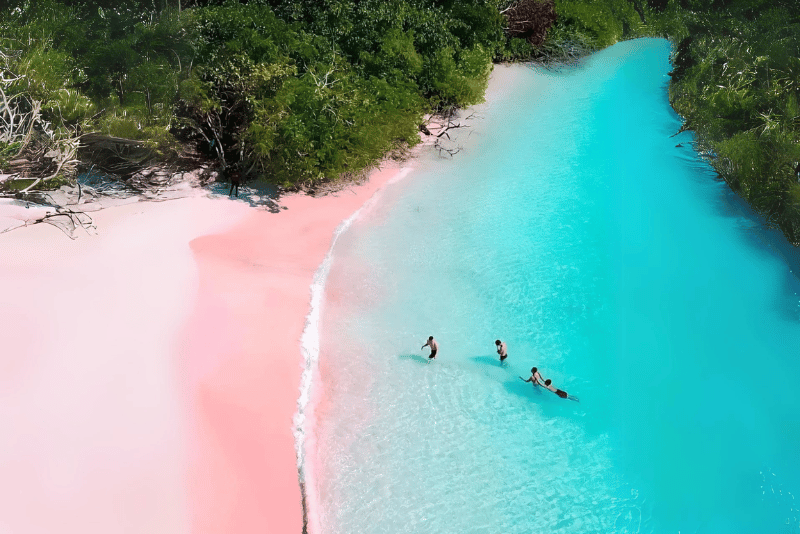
<box><xmin>521</xmin><ymin>367</ymin><xmax>545</xmax><ymax>386</ymax></box>
<box><xmin>543</xmin><ymin>379</ymin><xmax>579</xmax><ymax>402</ymax></box>
<box><xmin>421</xmin><ymin>336</ymin><xmax>438</xmax><ymax>359</ymax></box>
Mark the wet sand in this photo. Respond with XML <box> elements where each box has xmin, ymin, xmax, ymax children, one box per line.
<box><xmin>184</xmin><ymin>163</ymin><xmax>407</xmax><ymax>533</ymax></box>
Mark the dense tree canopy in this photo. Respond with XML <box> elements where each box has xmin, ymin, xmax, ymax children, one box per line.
<box><xmin>1</xmin><ymin>0</ymin><xmax>518</xmax><ymax>187</ymax></box>
<box><xmin>649</xmin><ymin>0</ymin><xmax>800</xmax><ymax>243</ymax></box>
<box><xmin>2</xmin><ymin>0</ymin><xmax>800</xmax><ymax>245</ymax></box>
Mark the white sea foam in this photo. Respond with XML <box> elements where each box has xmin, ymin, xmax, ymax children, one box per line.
<box><xmin>301</xmin><ymin>40</ymin><xmax>800</xmax><ymax>534</ymax></box>
<box><xmin>294</xmin><ymin>167</ymin><xmax>413</xmax><ymax>534</ymax></box>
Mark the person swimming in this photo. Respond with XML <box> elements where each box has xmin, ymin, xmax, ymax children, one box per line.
<box><xmin>520</xmin><ymin>367</ymin><xmax>545</xmax><ymax>386</ymax></box>
<box><xmin>542</xmin><ymin>379</ymin><xmax>579</xmax><ymax>402</ymax></box>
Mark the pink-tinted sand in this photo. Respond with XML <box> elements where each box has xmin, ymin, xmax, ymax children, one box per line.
<box><xmin>0</xmin><ymin>161</ymin><xmax>406</xmax><ymax>533</ymax></box>
<box><xmin>0</xmin><ymin>196</ymin><xmax>250</xmax><ymax>533</ymax></box>
<box><xmin>184</xmin><ymin>163</ymin><xmax>408</xmax><ymax>533</ymax></box>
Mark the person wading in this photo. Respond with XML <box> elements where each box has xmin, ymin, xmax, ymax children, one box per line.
<box><xmin>495</xmin><ymin>339</ymin><xmax>508</xmax><ymax>363</ymax></box>
<box><xmin>520</xmin><ymin>366</ymin><xmax>545</xmax><ymax>386</ymax></box>
<box><xmin>421</xmin><ymin>336</ymin><xmax>439</xmax><ymax>360</ymax></box>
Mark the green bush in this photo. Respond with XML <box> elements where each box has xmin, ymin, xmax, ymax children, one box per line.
<box><xmin>176</xmin><ymin>0</ymin><xmax>504</xmax><ymax>184</ymax></box>
<box><xmin>655</xmin><ymin>0</ymin><xmax>800</xmax><ymax>242</ymax></box>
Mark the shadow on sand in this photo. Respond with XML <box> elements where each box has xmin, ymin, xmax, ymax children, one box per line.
<box><xmin>206</xmin><ymin>180</ymin><xmax>285</xmax><ymax>212</ymax></box>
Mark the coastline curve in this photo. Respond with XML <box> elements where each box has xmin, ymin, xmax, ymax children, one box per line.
<box><xmin>295</xmin><ymin>166</ymin><xmax>413</xmax><ymax>534</ymax></box>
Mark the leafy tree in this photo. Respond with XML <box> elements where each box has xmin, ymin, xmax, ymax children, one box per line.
<box><xmin>652</xmin><ymin>0</ymin><xmax>800</xmax><ymax>243</ymax></box>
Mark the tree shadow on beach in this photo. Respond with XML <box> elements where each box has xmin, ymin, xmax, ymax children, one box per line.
<box><xmin>206</xmin><ymin>180</ymin><xmax>285</xmax><ymax>212</ymax></box>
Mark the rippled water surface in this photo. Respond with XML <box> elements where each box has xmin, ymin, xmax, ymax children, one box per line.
<box><xmin>306</xmin><ymin>38</ymin><xmax>800</xmax><ymax>534</ymax></box>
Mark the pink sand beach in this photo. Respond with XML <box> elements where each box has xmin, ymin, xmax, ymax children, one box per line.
<box><xmin>0</xmin><ymin>161</ymin><xmax>407</xmax><ymax>533</ymax></box>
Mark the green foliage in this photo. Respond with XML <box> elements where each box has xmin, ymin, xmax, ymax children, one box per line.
<box><xmin>1</xmin><ymin>0</ymin><xmax>189</xmax><ymax>149</ymax></box>
<box><xmin>420</xmin><ymin>45</ymin><xmax>492</xmax><ymax>108</ymax></box>
<box><xmin>555</xmin><ymin>1</ymin><xmax>623</xmax><ymax>48</ymax></box>
<box><xmin>181</xmin><ymin>2</ymin><xmax>425</xmax><ymax>185</ymax></box>
<box><xmin>544</xmin><ymin>0</ymin><xmax>644</xmax><ymax>49</ymax></box>
<box><xmin>11</xmin><ymin>0</ymin><xmax>796</xmax><ymax>242</ymax></box>
<box><xmin>9</xmin><ymin>46</ymin><xmax>76</xmax><ymax>104</ymax></box>
<box><xmin>0</xmin><ymin>178</ymin><xmax>37</xmax><ymax>192</ymax></box>
<box><xmin>5</xmin><ymin>0</ymin><xmax>800</xmax><ymax>247</ymax></box>
<box><xmin>44</xmin><ymin>89</ymin><xmax>97</xmax><ymax>126</ymax></box>
<box><xmin>252</xmin><ymin>68</ymin><xmax>423</xmax><ymax>185</ymax></box>
<box><xmin>265</xmin><ymin>0</ymin><xmax>504</xmax><ymax>107</ymax></box>
<box><xmin>0</xmin><ymin>0</ymin><xmax>508</xmax><ymax>186</ymax></box>
<box><xmin>0</xmin><ymin>142</ymin><xmax>22</xmax><ymax>170</ymax></box>
<box><xmin>173</xmin><ymin>0</ymin><xmax>505</xmax><ymax>184</ymax></box>
<box><xmin>494</xmin><ymin>0</ymin><xmax>652</xmax><ymax>61</ymax></box>
<box><xmin>0</xmin><ymin>175</ymin><xmax>72</xmax><ymax>192</ymax></box>
<box><xmin>496</xmin><ymin>35</ymin><xmax>542</xmax><ymax>61</ymax></box>
<box><xmin>497</xmin><ymin>0</ymin><xmax>800</xmax><ymax>244</ymax></box>
<box><xmin>652</xmin><ymin>0</ymin><xmax>800</xmax><ymax>242</ymax></box>
<box><xmin>361</xmin><ymin>28</ymin><xmax>424</xmax><ymax>81</ymax></box>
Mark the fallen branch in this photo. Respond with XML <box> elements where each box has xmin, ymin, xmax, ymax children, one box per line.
<box><xmin>434</xmin><ymin>141</ymin><xmax>462</xmax><ymax>158</ymax></box>
<box><xmin>0</xmin><ymin>203</ymin><xmax>96</xmax><ymax>239</ymax></box>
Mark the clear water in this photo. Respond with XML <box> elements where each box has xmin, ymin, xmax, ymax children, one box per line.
<box><xmin>306</xmin><ymin>38</ymin><xmax>800</xmax><ymax>534</ymax></box>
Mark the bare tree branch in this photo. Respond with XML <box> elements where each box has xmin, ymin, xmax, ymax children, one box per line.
<box><xmin>502</xmin><ymin>0</ymin><xmax>557</xmax><ymax>46</ymax></box>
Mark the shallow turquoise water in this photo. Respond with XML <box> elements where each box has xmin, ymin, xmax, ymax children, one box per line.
<box><xmin>307</xmin><ymin>38</ymin><xmax>800</xmax><ymax>534</ymax></box>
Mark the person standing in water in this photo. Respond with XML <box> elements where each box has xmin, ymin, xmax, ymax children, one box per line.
<box><xmin>520</xmin><ymin>367</ymin><xmax>545</xmax><ymax>386</ymax></box>
<box><xmin>421</xmin><ymin>336</ymin><xmax>438</xmax><ymax>360</ymax></box>
<box><xmin>542</xmin><ymin>379</ymin><xmax>579</xmax><ymax>402</ymax></box>
<box><xmin>495</xmin><ymin>339</ymin><xmax>508</xmax><ymax>363</ymax></box>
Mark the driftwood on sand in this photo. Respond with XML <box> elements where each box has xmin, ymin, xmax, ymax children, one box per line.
<box><xmin>0</xmin><ymin>164</ymin><xmax>218</xmax><ymax>238</ymax></box>
<box><xmin>420</xmin><ymin>106</ymin><xmax>477</xmax><ymax>159</ymax></box>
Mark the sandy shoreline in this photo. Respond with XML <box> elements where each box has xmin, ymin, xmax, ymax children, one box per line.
<box><xmin>0</xmin><ymin>160</ymin><xmax>409</xmax><ymax>533</ymax></box>
<box><xmin>184</xmin><ymin>162</ymin><xmax>409</xmax><ymax>533</ymax></box>
<box><xmin>0</xmin><ymin>60</ymin><xmax>506</xmax><ymax>531</ymax></box>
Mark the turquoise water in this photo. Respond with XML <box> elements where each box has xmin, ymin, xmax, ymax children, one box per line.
<box><xmin>306</xmin><ymin>38</ymin><xmax>800</xmax><ymax>534</ymax></box>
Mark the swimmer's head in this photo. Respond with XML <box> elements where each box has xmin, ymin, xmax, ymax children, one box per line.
<box><xmin>545</xmin><ymin>379</ymin><xmax>552</xmax><ymax>386</ymax></box>
<box><xmin>428</xmin><ymin>336</ymin><xmax>433</xmax><ymax>340</ymax></box>
<box><xmin>495</xmin><ymin>340</ymin><xmax>501</xmax><ymax>345</ymax></box>
<box><xmin>531</xmin><ymin>367</ymin><xmax>537</xmax><ymax>373</ymax></box>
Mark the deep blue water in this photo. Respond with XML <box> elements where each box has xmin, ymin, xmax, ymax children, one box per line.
<box><xmin>305</xmin><ymin>38</ymin><xmax>800</xmax><ymax>534</ymax></box>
